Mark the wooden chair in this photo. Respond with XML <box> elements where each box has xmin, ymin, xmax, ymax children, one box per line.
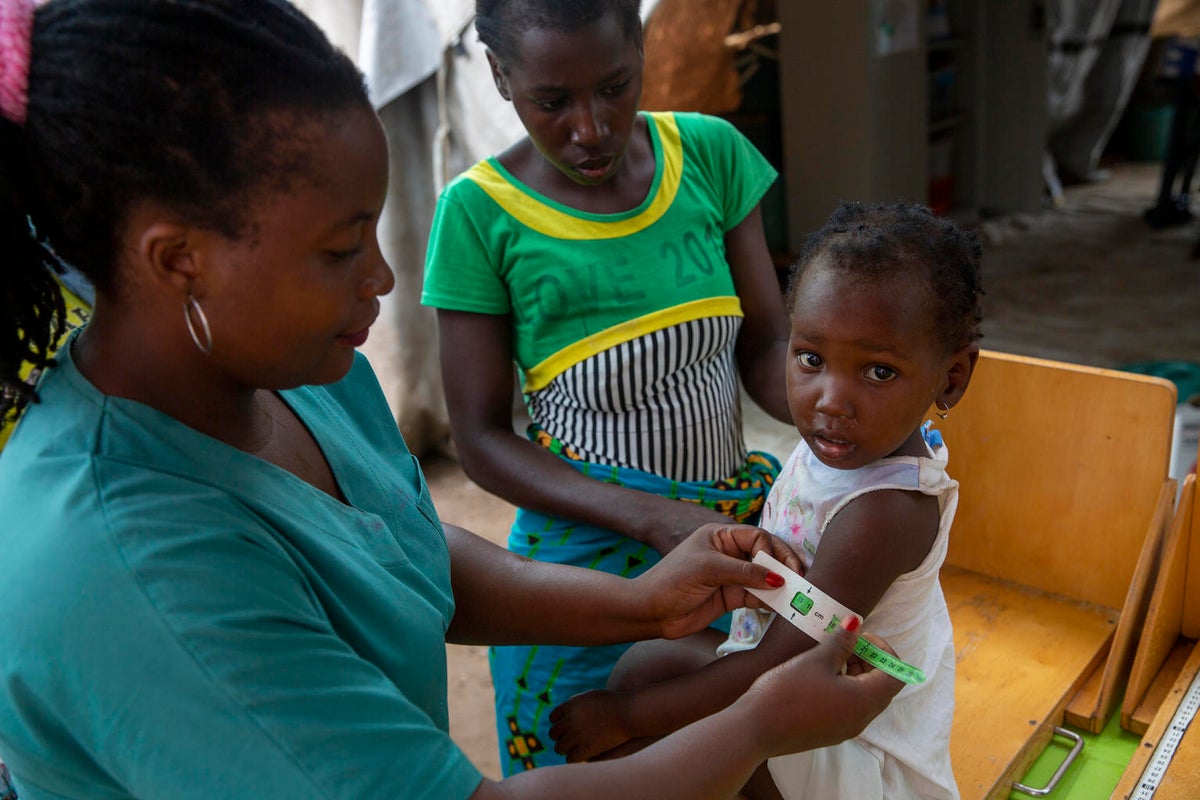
<box><xmin>934</xmin><ymin>351</ymin><xmax>1177</xmax><ymax>800</ymax></box>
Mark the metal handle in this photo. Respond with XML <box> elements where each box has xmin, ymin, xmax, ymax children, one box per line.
<box><xmin>1011</xmin><ymin>726</ymin><xmax>1084</xmax><ymax>797</ymax></box>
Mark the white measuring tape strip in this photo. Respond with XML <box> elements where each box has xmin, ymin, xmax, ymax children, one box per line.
<box><xmin>747</xmin><ymin>551</ymin><xmax>926</xmax><ymax>685</ymax></box>
<box><xmin>1130</xmin><ymin>666</ymin><xmax>1200</xmax><ymax>799</ymax></box>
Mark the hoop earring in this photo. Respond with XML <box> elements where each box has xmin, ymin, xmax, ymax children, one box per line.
<box><xmin>183</xmin><ymin>294</ymin><xmax>213</xmax><ymax>355</ymax></box>
<box><xmin>935</xmin><ymin>402</ymin><xmax>949</xmax><ymax>421</ymax></box>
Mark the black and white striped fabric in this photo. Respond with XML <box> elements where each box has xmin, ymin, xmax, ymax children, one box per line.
<box><xmin>527</xmin><ymin>316</ymin><xmax>746</xmax><ymax>483</ymax></box>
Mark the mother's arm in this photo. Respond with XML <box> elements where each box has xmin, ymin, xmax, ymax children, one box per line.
<box><xmin>725</xmin><ymin>204</ymin><xmax>792</xmax><ymax>424</ymax></box>
<box><xmin>436</xmin><ymin>308</ymin><xmax>735</xmax><ymax>554</ymax></box>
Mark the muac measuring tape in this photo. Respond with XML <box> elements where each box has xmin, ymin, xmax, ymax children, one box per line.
<box><xmin>1130</xmin><ymin>667</ymin><xmax>1200</xmax><ymax>799</ymax></box>
<box><xmin>747</xmin><ymin>551</ymin><xmax>927</xmax><ymax>685</ymax></box>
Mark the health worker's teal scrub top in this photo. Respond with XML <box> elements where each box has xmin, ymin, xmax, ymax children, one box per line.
<box><xmin>0</xmin><ymin>345</ymin><xmax>482</xmax><ymax>800</ymax></box>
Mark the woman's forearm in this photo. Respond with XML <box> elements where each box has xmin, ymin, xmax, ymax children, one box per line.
<box><xmin>444</xmin><ymin>523</ymin><xmax>661</xmax><ymax>646</ymax></box>
<box><xmin>621</xmin><ymin>630</ymin><xmax>813</xmax><ymax>740</ymax></box>
<box><xmin>445</xmin><ymin>524</ymin><xmax>796</xmax><ymax>648</ymax></box>
<box><xmin>473</xmin><ymin>698</ymin><xmax>768</xmax><ymax>800</ymax></box>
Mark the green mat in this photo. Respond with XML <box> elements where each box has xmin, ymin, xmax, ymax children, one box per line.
<box><xmin>1006</xmin><ymin>712</ymin><xmax>1141</xmax><ymax>799</ymax></box>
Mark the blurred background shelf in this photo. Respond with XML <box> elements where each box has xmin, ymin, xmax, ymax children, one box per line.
<box><xmin>776</xmin><ymin>0</ymin><xmax>1049</xmax><ymax>245</ymax></box>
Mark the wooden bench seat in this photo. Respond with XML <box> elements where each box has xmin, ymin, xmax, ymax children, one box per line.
<box><xmin>932</xmin><ymin>351</ymin><xmax>1177</xmax><ymax>799</ymax></box>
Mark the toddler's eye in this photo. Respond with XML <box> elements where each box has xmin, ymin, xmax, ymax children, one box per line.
<box><xmin>867</xmin><ymin>365</ymin><xmax>897</xmax><ymax>382</ymax></box>
<box><xmin>797</xmin><ymin>352</ymin><xmax>822</xmax><ymax>369</ymax></box>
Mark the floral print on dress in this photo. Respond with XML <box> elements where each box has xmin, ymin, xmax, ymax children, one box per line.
<box><xmin>779</xmin><ymin>465</ymin><xmax>820</xmax><ymax>562</ymax></box>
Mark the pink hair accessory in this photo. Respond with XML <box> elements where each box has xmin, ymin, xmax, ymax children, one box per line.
<box><xmin>0</xmin><ymin>0</ymin><xmax>37</xmax><ymax>126</ymax></box>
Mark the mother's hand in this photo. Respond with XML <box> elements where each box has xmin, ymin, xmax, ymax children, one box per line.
<box><xmin>634</xmin><ymin>523</ymin><xmax>803</xmax><ymax>640</ymax></box>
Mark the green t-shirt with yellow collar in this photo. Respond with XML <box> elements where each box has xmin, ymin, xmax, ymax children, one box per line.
<box><xmin>421</xmin><ymin>111</ymin><xmax>777</xmax><ymax>393</ymax></box>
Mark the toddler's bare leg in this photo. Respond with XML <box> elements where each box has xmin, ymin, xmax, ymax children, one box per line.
<box><xmin>590</xmin><ymin>627</ymin><xmax>730</xmax><ymax>760</ymax></box>
<box><xmin>606</xmin><ymin>627</ymin><xmax>727</xmax><ymax>691</ymax></box>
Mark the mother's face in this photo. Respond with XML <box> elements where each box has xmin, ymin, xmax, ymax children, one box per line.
<box><xmin>492</xmin><ymin>12</ymin><xmax>644</xmax><ymax>187</ymax></box>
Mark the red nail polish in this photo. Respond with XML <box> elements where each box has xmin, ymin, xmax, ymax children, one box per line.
<box><xmin>765</xmin><ymin>571</ymin><xmax>785</xmax><ymax>588</ymax></box>
<box><xmin>843</xmin><ymin>615</ymin><xmax>860</xmax><ymax>632</ymax></box>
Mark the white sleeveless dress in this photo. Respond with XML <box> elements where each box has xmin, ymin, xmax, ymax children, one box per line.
<box><xmin>719</xmin><ymin>432</ymin><xmax>960</xmax><ymax>800</ymax></box>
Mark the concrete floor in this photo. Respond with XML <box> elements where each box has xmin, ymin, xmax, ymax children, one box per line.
<box><xmin>974</xmin><ymin>161</ymin><xmax>1199</xmax><ymax>369</ymax></box>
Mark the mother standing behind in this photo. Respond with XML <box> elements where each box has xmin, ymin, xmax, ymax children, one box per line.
<box><xmin>422</xmin><ymin>0</ymin><xmax>794</xmax><ymax>775</ymax></box>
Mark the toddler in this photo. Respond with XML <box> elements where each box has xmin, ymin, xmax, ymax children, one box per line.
<box><xmin>549</xmin><ymin>202</ymin><xmax>984</xmax><ymax>800</ymax></box>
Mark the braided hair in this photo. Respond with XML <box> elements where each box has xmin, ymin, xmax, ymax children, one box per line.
<box><xmin>475</xmin><ymin>0</ymin><xmax>642</xmax><ymax>68</ymax></box>
<box><xmin>787</xmin><ymin>203</ymin><xmax>985</xmax><ymax>354</ymax></box>
<box><xmin>1</xmin><ymin>0</ymin><xmax>368</xmax><ymax>416</ymax></box>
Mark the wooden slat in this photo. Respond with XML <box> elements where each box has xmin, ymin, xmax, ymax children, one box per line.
<box><xmin>1181</xmin><ymin>475</ymin><xmax>1200</xmax><ymax>639</ymax></box>
<box><xmin>1129</xmin><ymin>639</ymin><xmax>1197</xmax><ymax>735</ymax></box>
<box><xmin>1125</xmin><ymin>476</ymin><xmax>1196</xmax><ymax>730</ymax></box>
<box><xmin>1068</xmin><ymin>479</ymin><xmax>1176</xmax><ymax>732</ymax></box>
<box><xmin>1063</xmin><ymin>640</ymin><xmax>1111</xmax><ymax>733</ymax></box>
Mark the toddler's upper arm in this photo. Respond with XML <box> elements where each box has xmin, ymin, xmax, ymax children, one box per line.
<box><xmin>800</xmin><ymin>488</ymin><xmax>941</xmax><ymax>620</ymax></box>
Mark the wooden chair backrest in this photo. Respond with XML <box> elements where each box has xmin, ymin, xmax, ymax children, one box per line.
<box><xmin>1183</xmin><ymin>472</ymin><xmax>1200</xmax><ymax>637</ymax></box>
<box><xmin>937</xmin><ymin>350</ymin><xmax>1177</xmax><ymax>609</ymax></box>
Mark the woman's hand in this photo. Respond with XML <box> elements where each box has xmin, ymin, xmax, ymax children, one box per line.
<box><xmin>633</xmin><ymin>523</ymin><xmax>803</xmax><ymax>640</ymax></box>
<box><xmin>741</xmin><ymin>624</ymin><xmax>904</xmax><ymax>756</ymax></box>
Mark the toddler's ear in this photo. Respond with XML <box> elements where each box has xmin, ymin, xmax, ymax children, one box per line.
<box><xmin>939</xmin><ymin>344</ymin><xmax>979</xmax><ymax>409</ymax></box>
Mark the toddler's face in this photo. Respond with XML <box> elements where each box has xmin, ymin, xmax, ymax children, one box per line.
<box><xmin>785</xmin><ymin>258</ymin><xmax>949</xmax><ymax>469</ymax></box>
